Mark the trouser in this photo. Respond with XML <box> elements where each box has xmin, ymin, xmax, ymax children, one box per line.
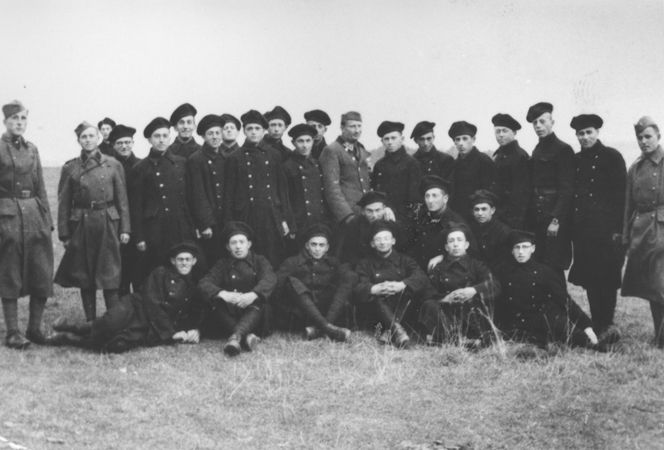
<box><xmin>273</xmin><ymin>279</ymin><xmax>348</xmax><ymax>331</ymax></box>
<box><xmin>360</xmin><ymin>291</ymin><xmax>418</xmax><ymax>334</ymax></box>
<box><xmin>2</xmin><ymin>296</ymin><xmax>47</xmax><ymax>334</ymax></box>
<box><xmin>586</xmin><ymin>285</ymin><xmax>618</xmax><ymax>333</ymax></box>
<box><xmin>80</xmin><ymin>289</ymin><xmax>120</xmax><ymax>321</ymax></box>
<box><xmin>210</xmin><ymin>301</ymin><xmax>263</xmax><ymax>338</ymax></box>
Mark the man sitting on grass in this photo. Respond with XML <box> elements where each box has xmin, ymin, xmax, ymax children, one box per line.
<box><xmin>273</xmin><ymin>223</ymin><xmax>353</xmax><ymax>342</ymax></box>
<box><xmin>50</xmin><ymin>242</ymin><xmax>204</xmax><ymax>352</ymax></box>
<box><xmin>419</xmin><ymin>226</ymin><xmax>500</xmax><ymax>349</ymax></box>
<box><xmin>198</xmin><ymin>222</ymin><xmax>277</xmax><ymax>357</ymax></box>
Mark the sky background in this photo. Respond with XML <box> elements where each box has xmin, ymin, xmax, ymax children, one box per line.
<box><xmin>1</xmin><ymin>0</ymin><xmax>662</xmax><ymax>166</ymax></box>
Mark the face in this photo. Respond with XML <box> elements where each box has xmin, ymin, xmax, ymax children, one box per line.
<box><xmin>512</xmin><ymin>242</ymin><xmax>536</xmax><ymax>263</ymax></box>
<box><xmin>454</xmin><ymin>135</ymin><xmax>475</xmax><ymax>154</ymax></box>
<box><xmin>445</xmin><ymin>231</ymin><xmax>469</xmax><ymax>257</ymax></box>
<box><xmin>341</xmin><ymin>120</ymin><xmax>362</xmax><ymax>143</ymax></box>
<box><xmin>305</xmin><ymin>236</ymin><xmax>329</xmax><ymax>260</ymax></box>
<box><xmin>370</xmin><ymin>230</ymin><xmax>395</xmax><ymax>255</ymax></box>
<box><xmin>268</xmin><ymin>119</ymin><xmax>286</xmax><ymax>139</ymax></box>
<box><xmin>176</xmin><ymin>115</ymin><xmax>196</xmax><ymax>139</ymax></box>
<box><xmin>473</xmin><ymin>202</ymin><xmax>495</xmax><ymax>224</ymax></box>
<box><xmin>78</xmin><ymin>127</ymin><xmax>100</xmax><ymax>152</ymax></box>
<box><xmin>424</xmin><ymin>188</ymin><xmax>448</xmax><ymax>212</ymax></box>
<box><xmin>494</xmin><ymin>126</ymin><xmax>516</xmax><ymax>146</ymax></box>
<box><xmin>100</xmin><ymin>124</ymin><xmax>113</xmax><ymax>140</ymax></box>
<box><xmin>244</xmin><ymin>124</ymin><xmax>264</xmax><ymax>144</ymax></box>
<box><xmin>637</xmin><ymin>126</ymin><xmax>661</xmax><ymax>154</ymax></box>
<box><xmin>362</xmin><ymin>202</ymin><xmax>386</xmax><ymax>223</ymax></box>
<box><xmin>204</xmin><ymin>126</ymin><xmax>223</xmax><ymax>149</ymax></box>
<box><xmin>575</xmin><ymin>127</ymin><xmax>599</xmax><ymax>149</ymax></box>
<box><xmin>113</xmin><ymin>137</ymin><xmax>134</xmax><ymax>157</ymax></box>
<box><xmin>227</xmin><ymin>234</ymin><xmax>251</xmax><ymax>259</ymax></box>
<box><xmin>292</xmin><ymin>134</ymin><xmax>314</xmax><ymax>156</ymax></box>
<box><xmin>416</xmin><ymin>132</ymin><xmax>435</xmax><ymax>152</ymax></box>
<box><xmin>4</xmin><ymin>110</ymin><xmax>28</xmax><ymax>136</ymax></box>
<box><xmin>149</xmin><ymin>128</ymin><xmax>171</xmax><ymax>152</ymax></box>
<box><xmin>170</xmin><ymin>252</ymin><xmax>197</xmax><ymax>276</ymax></box>
<box><xmin>533</xmin><ymin>113</ymin><xmax>554</xmax><ymax>138</ymax></box>
<box><xmin>222</xmin><ymin>122</ymin><xmax>239</xmax><ymax>144</ymax></box>
<box><xmin>307</xmin><ymin>121</ymin><xmax>327</xmax><ymax>140</ymax></box>
<box><xmin>381</xmin><ymin>131</ymin><xmax>403</xmax><ymax>152</ymax></box>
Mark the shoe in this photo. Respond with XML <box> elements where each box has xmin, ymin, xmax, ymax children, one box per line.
<box><xmin>392</xmin><ymin>324</ymin><xmax>411</xmax><ymax>349</ymax></box>
<box><xmin>26</xmin><ymin>328</ymin><xmax>47</xmax><ymax>345</ymax></box>
<box><xmin>377</xmin><ymin>329</ymin><xmax>391</xmax><ymax>345</ymax></box>
<box><xmin>425</xmin><ymin>334</ymin><xmax>437</xmax><ymax>347</ymax></box>
<box><xmin>223</xmin><ymin>334</ymin><xmax>242</xmax><ymax>357</ymax></box>
<box><xmin>598</xmin><ymin>325</ymin><xmax>621</xmax><ymax>346</ymax></box>
<box><xmin>5</xmin><ymin>331</ymin><xmax>30</xmax><ymax>350</ymax></box>
<box><xmin>45</xmin><ymin>331</ymin><xmax>84</xmax><ymax>346</ymax></box>
<box><xmin>324</xmin><ymin>324</ymin><xmax>351</xmax><ymax>342</ymax></box>
<box><xmin>241</xmin><ymin>333</ymin><xmax>260</xmax><ymax>352</ymax></box>
<box><xmin>304</xmin><ymin>326</ymin><xmax>321</xmax><ymax>340</ymax></box>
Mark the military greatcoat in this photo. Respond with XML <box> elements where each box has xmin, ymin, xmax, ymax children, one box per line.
<box><xmin>450</xmin><ymin>147</ymin><xmax>497</xmax><ymax>220</ymax></box>
<box><xmin>413</xmin><ymin>146</ymin><xmax>455</xmax><ymax>184</ymax></box>
<box><xmin>492</xmin><ymin>140</ymin><xmax>530</xmax><ymax>228</ymax></box>
<box><xmin>371</xmin><ymin>146</ymin><xmax>422</xmax><ymax>221</ymax></box>
<box><xmin>167</xmin><ymin>136</ymin><xmax>201</xmax><ymax>159</ymax></box>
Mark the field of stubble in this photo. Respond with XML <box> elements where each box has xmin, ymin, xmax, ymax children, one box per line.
<box><xmin>0</xmin><ymin>167</ymin><xmax>662</xmax><ymax>450</ymax></box>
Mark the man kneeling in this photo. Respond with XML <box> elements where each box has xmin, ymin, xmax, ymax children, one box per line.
<box><xmin>198</xmin><ymin>222</ymin><xmax>276</xmax><ymax>356</ymax></box>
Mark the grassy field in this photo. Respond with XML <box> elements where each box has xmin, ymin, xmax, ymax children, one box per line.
<box><xmin>1</xmin><ymin>168</ymin><xmax>663</xmax><ymax>450</ymax></box>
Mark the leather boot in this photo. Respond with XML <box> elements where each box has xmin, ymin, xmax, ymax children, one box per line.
<box><xmin>391</xmin><ymin>322</ymin><xmax>411</xmax><ymax>349</ymax></box>
<box><xmin>81</xmin><ymin>289</ymin><xmax>97</xmax><ymax>321</ymax></box>
<box><xmin>323</xmin><ymin>324</ymin><xmax>351</xmax><ymax>342</ymax></box>
<box><xmin>26</xmin><ymin>296</ymin><xmax>48</xmax><ymax>344</ymax></box>
<box><xmin>103</xmin><ymin>289</ymin><xmax>120</xmax><ymax>311</ymax></box>
<box><xmin>241</xmin><ymin>333</ymin><xmax>260</xmax><ymax>352</ymax></box>
<box><xmin>223</xmin><ymin>334</ymin><xmax>242</xmax><ymax>356</ymax></box>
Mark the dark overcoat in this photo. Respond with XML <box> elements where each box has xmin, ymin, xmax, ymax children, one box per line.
<box><xmin>115</xmin><ymin>152</ymin><xmax>142</xmax><ymax>294</ymax></box>
<box><xmin>469</xmin><ymin>218</ymin><xmax>512</xmax><ymax>273</ymax></box>
<box><xmin>492</xmin><ymin>140</ymin><xmax>530</xmax><ymax>228</ymax></box>
<box><xmin>261</xmin><ymin>135</ymin><xmax>292</xmax><ymax>162</ymax></box>
<box><xmin>371</xmin><ymin>146</ymin><xmax>421</xmax><ymax>221</ymax></box>
<box><xmin>450</xmin><ymin>147</ymin><xmax>497</xmax><ymax>220</ymax></box>
<box><xmin>335</xmin><ymin>215</ymin><xmax>408</xmax><ymax>266</ymax></box>
<box><xmin>412</xmin><ymin>146</ymin><xmax>455</xmax><ymax>185</ymax></box>
<box><xmin>168</xmin><ymin>137</ymin><xmax>201</xmax><ymax>159</ymax></box>
<box><xmin>311</xmin><ymin>137</ymin><xmax>327</xmax><ymax>161</ymax></box>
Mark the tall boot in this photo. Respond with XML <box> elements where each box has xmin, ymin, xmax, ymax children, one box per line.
<box><xmin>26</xmin><ymin>296</ymin><xmax>47</xmax><ymax>344</ymax></box>
<box><xmin>650</xmin><ymin>302</ymin><xmax>664</xmax><ymax>349</ymax></box>
<box><xmin>81</xmin><ymin>289</ymin><xmax>97</xmax><ymax>322</ymax></box>
<box><xmin>223</xmin><ymin>306</ymin><xmax>261</xmax><ymax>357</ymax></box>
<box><xmin>103</xmin><ymin>289</ymin><xmax>120</xmax><ymax>312</ymax></box>
<box><xmin>294</xmin><ymin>293</ymin><xmax>350</xmax><ymax>342</ymax></box>
<box><xmin>587</xmin><ymin>286</ymin><xmax>617</xmax><ymax>333</ymax></box>
<box><xmin>2</xmin><ymin>298</ymin><xmax>29</xmax><ymax>349</ymax></box>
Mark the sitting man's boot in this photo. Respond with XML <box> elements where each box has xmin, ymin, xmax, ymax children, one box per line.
<box><xmin>304</xmin><ymin>326</ymin><xmax>322</xmax><ymax>340</ymax></box>
<box><xmin>391</xmin><ymin>323</ymin><xmax>411</xmax><ymax>349</ymax></box>
<box><xmin>323</xmin><ymin>324</ymin><xmax>351</xmax><ymax>342</ymax></box>
<box><xmin>6</xmin><ymin>330</ymin><xmax>30</xmax><ymax>349</ymax></box>
<box><xmin>223</xmin><ymin>334</ymin><xmax>242</xmax><ymax>357</ymax></box>
<box><xmin>241</xmin><ymin>333</ymin><xmax>260</xmax><ymax>352</ymax></box>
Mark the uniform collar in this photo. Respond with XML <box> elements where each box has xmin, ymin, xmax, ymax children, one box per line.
<box><xmin>539</xmin><ymin>132</ymin><xmax>557</xmax><ymax>144</ymax></box>
<box><xmin>1</xmin><ymin>132</ymin><xmax>25</xmax><ymax>147</ymax></box>
<box><xmin>148</xmin><ymin>148</ymin><xmax>175</xmax><ymax>162</ymax></box>
<box><xmin>202</xmin><ymin>143</ymin><xmax>221</xmax><ymax>157</ymax></box>
<box><xmin>384</xmin><ymin>146</ymin><xmax>407</xmax><ymax>161</ymax></box>
<box><xmin>414</xmin><ymin>145</ymin><xmax>438</xmax><ymax>158</ymax></box>
<box><xmin>176</xmin><ymin>136</ymin><xmax>194</xmax><ymax>145</ymax></box>
<box><xmin>458</xmin><ymin>146</ymin><xmax>478</xmax><ymax>160</ymax></box>
<box><xmin>497</xmin><ymin>140</ymin><xmax>519</xmax><ymax>153</ymax></box>
<box><xmin>646</xmin><ymin>145</ymin><xmax>664</xmax><ymax>164</ymax></box>
<box><xmin>80</xmin><ymin>148</ymin><xmax>102</xmax><ymax>162</ymax></box>
<box><xmin>298</xmin><ymin>248</ymin><xmax>330</xmax><ymax>265</ymax></box>
<box><xmin>579</xmin><ymin>140</ymin><xmax>604</xmax><ymax>155</ymax></box>
<box><xmin>442</xmin><ymin>254</ymin><xmax>471</xmax><ymax>270</ymax></box>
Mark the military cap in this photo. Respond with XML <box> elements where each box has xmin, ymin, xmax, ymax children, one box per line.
<box><xmin>168</xmin><ymin>241</ymin><xmax>200</xmax><ymax>259</ymax></box>
<box><xmin>170</xmin><ymin>103</ymin><xmax>197</xmax><ymax>126</ymax></box>
<box><xmin>265</xmin><ymin>106</ymin><xmax>291</xmax><ymax>127</ymax></box>
<box><xmin>377</xmin><ymin>121</ymin><xmax>405</xmax><ymax>138</ymax></box>
<box><xmin>241</xmin><ymin>110</ymin><xmax>268</xmax><ymax>129</ymax></box>
<box><xmin>448</xmin><ymin>121</ymin><xmax>477</xmax><ymax>138</ymax></box>
<box><xmin>357</xmin><ymin>191</ymin><xmax>388</xmax><ymax>208</ymax></box>
<box><xmin>303</xmin><ymin>223</ymin><xmax>332</xmax><ymax>242</ymax></box>
<box><xmin>491</xmin><ymin>113</ymin><xmax>521</xmax><ymax>131</ymax></box>
<box><xmin>341</xmin><ymin>111</ymin><xmax>362</xmax><ymax>125</ymax></box>
<box><xmin>526</xmin><ymin>102</ymin><xmax>553</xmax><ymax>123</ymax></box>
<box><xmin>411</xmin><ymin>121</ymin><xmax>436</xmax><ymax>139</ymax></box>
<box><xmin>196</xmin><ymin>114</ymin><xmax>223</xmax><ymax>136</ymax></box>
<box><xmin>469</xmin><ymin>189</ymin><xmax>499</xmax><ymax>207</ymax></box>
<box><xmin>74</xmin><ymin>121</ymin><xmax>97</xmax><ymax>138</ymax></box>
<box><xmin>97</xmin><ymin>117</ymin><xmax>116</xmax><ymax>129</ymax></box>
<box><xmin>2</xmin><ymin>100</ymin><xmax>26</xmax><ymax>119</ymax></box>
<box><xmin>288</xmin><ymin>123</ymin><xmax>317</xmax><ymax>140</ymax></box>
<box><xmin>220</xmin><ymin>113</ymin><xmax>241</xmax><ymax>130</ymax></box>
<box><xmin>108</xmin><ymin>124</ymin><xmax>136</xmax><ymax>143</ymax></box>
<box><xmin>509</xmin><ymin>229</ymin><xmax>536</xmax><ymax>247</ymax></box>
<box><xmin>304</xmin><ymin>109</ymin><xmax>331</xmax><ymax>126</ymax></box>
<box><xmin>143</xmin><ymin>117</ymin><xmax>171</xmax><ymax>138</ymax></box>
<box><xmin>369</xmin><ymin>220</ymin><xmax>396</xmax><ymax>242</ymax></box>
<box><xmin>223</xmin><ymin>221</ymin><xmax>254</xmax><ymax>242</ymax></box>
<box><xmin>419</xmin><ymin>175</ymin><xmax>451</xmax><ymax>196</ymax></box>
<box><xmin>570</xmin><ymin>114</ymin><xmax>603</xmax><ymax>131</ymax></box>
<box><xmin>634</xmin><ymin>116</ymin><xmax>659</xmax><ymax>134</ymax></box>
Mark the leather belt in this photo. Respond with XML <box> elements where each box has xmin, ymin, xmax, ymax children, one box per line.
<box><xmin>0</xmin><ymin>190</ymin><xmax>33</xmax><ymax>199</ymax></box>
<box><xmin>73</xmin><ymin>200</ymin><xmax>114</xmax><ymax>210</ymax></box>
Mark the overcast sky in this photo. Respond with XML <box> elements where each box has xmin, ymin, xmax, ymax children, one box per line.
<box><xmin>1</xmin><ymin>0</ymin><xmax>662</xmax><ymax>165</ymax></box>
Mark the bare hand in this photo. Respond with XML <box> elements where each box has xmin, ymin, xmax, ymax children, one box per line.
<box><xmin>201</xmin><ymin>228</ymin><xmax>213</xmax><ymax>239</ymax></box>
<box><xmin>62</xmin><ymin>239</ymin><xmax>70</xmax><ymax>249</ymax></box>
<box><xmin>136</xmin><ymin>241</ymin><xmax>147</xmax><ymax>252</ymax></box>
<box><xmin>236</xmin><ymin>292</ymin><xmax>258</xmax><ymax>308</ymax></box>
<box><xmin>546</xmin><ymin>220</ymin><xmax>559</xmax><ymax>237</ymax></box>
<box><xmin>428</xmin><ymin>255</ymin><xmax>444</xmax><ymax>272</ymax></box>
<box><xmin>218</xmin><ymin>290</ymin><xmax>239</xmax><ymax>304</ymax></box>
<box><xmin>440</xmin><ymin>287</ymin><xmax>477</xmax><ymax>304</ymax></box>
<box><xmin>185</xmin><ymin>329</ymin><xmax>200</xmax><ymax>344</ymax></box>
<box><xmin>172</xmin><ymin>331</ymin><xmax>188</xmax><ymax>342</ymax></box>
<box><xmin>282</xmin><ymin>221</ymin><xmax>290</xmax><ymax>236</ymax></box>
<box><xmin>384</xmin><ymin>281</ymin><xmax>406</xmax><ymax>295</ymax></box>
<box><xmin>383</xmin><ymin>207</ymin><xmax>396</xmax><ymax>222</ymax></box>
<box><xmin>120</xmin><ymin>233</ymin><xmax>130</xmax><ymax>244</ymax></box>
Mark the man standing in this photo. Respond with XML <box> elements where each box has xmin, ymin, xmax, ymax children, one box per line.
<box><xmin>220</xmin><ymin>113</ymin><xmax>241</xmax><ymax>155</ymax></box>
<box><xmin>168</xmin><ymin>103</ymin><xmax>201</xmax><ymax>159</ymax></box>
<box><xmin>262</xmin><ymin>105</ymin><xmax>292</xmax><ymax>161</ymax></box>
<box><xmin>491</xmin><ymin>113</ymin><xmax>530</xmax><ymax>229</ymax></box>
<box><xmin>526</xmin><ymin>102</ymin><xmax>574</xmax><ymax>282</ymax></box>
<box><xmin>320</xmin><ymin>111</ymin><xmax>371</xmax><ymax>225</ymax></box>
<box><xmin>304</xmin><ymin>109</ymin><xmax>331</xmax><ymax>160</ymax></box>
<box><xmin>568</xmin><ymin>114</ymin><xmax>626</xmax><ymax>338</ymax></box>
<box><xmin>97</xmin><ymin>117</ymin><xmax>116</xmax><ymax>156</ymax></box>
<box><xmin>411</xmin><ymin>120</ymin><xmax>455</xmax><ymax>183</ymax></box>
<box><xmin>448</xmin><ymin>120</ymin><xmax>496</xmax><ymax>221</ymax></box>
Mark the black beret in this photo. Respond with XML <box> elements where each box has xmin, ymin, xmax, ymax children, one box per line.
<box><xmin>570</xmin><ymin>114</ymin><xmax>603</xmax><ymax>131</ymax></box>
<box><xmin>265</xmin><ymin>106</ymin><xmax>291</xmax><ymax>126</ymax></box>
<box><xmin>508</xmin><ymin>230</ymin><xmax>536</xmax><ymax>247</ymax></box>
<box><xmin>143</xmin><ymin>117</ymin><xmax>171</xmax><ymax>138</ymax></box>
<box><xmin>223</xmin><ymin>221</ymin><xmax>254</xmax><ymax>242</ymax></box>
<box><xmin>108</xmin><ymin>124</ymin><xmax>136</xmax><ymax>143</ymax></box>
<box><xmin>170</xmin><ymin>103</ymin><xmax>197</xmax><ymax>126</ymax></box>
<box><xmin>377</xmin><ymin>121</ymin><xmax>405</xmax><ymax>138</ymax></box>
<box><xmin>357</xmin><ymin>191</ymin><xmax>388</xmax><ymax>208</ymax></box>
<box><xmin>420</xmin><ymin>175</ymin><xmax>451</xmax><ymax>196</ymax></box>
<box><xmin>219</xmin><ymin>113</ymin><xmax>241</xmax><ymax>130</ymax></box>
<box><xmin>526</xmin><ymin>102</ymin><xmax>553</xmax><ymax>123</ymax></box>
<box><xmin>491</xmin><ymin>113</ymin><xmax>521</xmax><ymax>131</ymax></box>
<box><xmin>288</xmin><ymin>123</ymin><xmax>317</xmax><ymax>140</ymax></box>
<box><xmin>168</xmin><ymin>241</ymin><xmax>200</xmax><ymax>259</ymax></box>
<box><xmin>411</xmin><ymin>121</ymin><xmax>436</xmax><ymax>139</ymax></box>
<box><xmin>98</xmin><ymin>117</ymin><xmax>116</xmax><ymax>129</ymax></box>
<box><xmin>196</xmin><ymin>114</ymin><xmax>224</xmax><ymax>136</ymax></box>
<box><xmin>304</xmin><ymin>109</ymin><xmax>331</xmax><ymax>126</ymax></box>
<box><xmin>302</xmin><ymin>223</ymin><xmax>332</xmax><ymax>242</ymax></box>
<box><xmin>368</xmin><ymin>220</ymin><xmax>396</xmax><ymax>242</ymax></box>
<box><xmin>241</xmin><ymin>110</ymin><xmax>268</xmax><ymax>129</ymax></box>
<box><xmin>448</xmin><ymin>121</ymin><xmax>477</xmax><ymax>138</ymax></box>
<box><xmin>469</xmin><ymin>189</ymin><xmax>499</xmax><ymax>207</ymax></box>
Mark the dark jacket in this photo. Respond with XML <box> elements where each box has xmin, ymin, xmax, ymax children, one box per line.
<box><xmin>198</xmin><ymin>252</ymin><xmax>277</xmax><ymax>303</ymax></box>
<box><xmin>311</xmin><ymin>137</ymin><xmax>327</xmax><ymax>161</ymax></box>
<box><xmin>99</xmin><ymin>141</ymin><xmax>114</xmax><ymax>157</ymax></box>
<box><xmin>451</xmin><ymin>147</ymin><xmax>497</xmax><ymax>219</ymax></box>
<box><xmin>469</xmin><ymin>218</ymin><xmax>512</xmax><ymax>273</ymax></box>
<box><xmin>353</xmin><ymin>250</ymin><xmax>430</xmax><ymax>302</ymax></box>
<box><xmin>168</xmin><ymin>137</ymin><xmax>201</xmax><ymax>159</ymax></box>
<box><xmin>186</xmin><ymin>144</ymin><xmax>230</xmax><ymax>232</ymax></box>
<box><xmin>413</xmin><ymin>146</ymin><xmax>455</xmax><ymax>184</ymax></box>
<box><xmin>371</xmin><ymin>147</ymin><xmax>422</xmax><ymax>220</ymax></box>
<box><xmin>492</xmin><ymin>140</ymin><xmax>530</xmax><ymax>228</ymax></box>
<box><xmin>261</xmin><ymin>135</ymin><xmax>292</xmax><ymax>162</ymax></box>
